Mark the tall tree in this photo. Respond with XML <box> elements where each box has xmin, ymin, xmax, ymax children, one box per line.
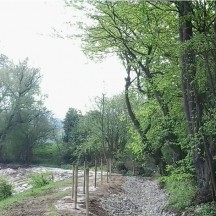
<box><xmin>176</xmin><ymin>1</ymin><xmax>216</xmax><ymax>200</ymax></box>
<box><xmin>0</xmin><ymin>56</ymin><xmax>56</xmax><ymax>163</ymax></box>
<box><xmin>63</xmin><ymin>108</ymin><xmax>81</xmax><ymax>144</ymax></box>
<box><xmin>76</xmin><ymin>94</ymin><xmax>129</xmax><ymax>162</ymax></box>
<box><xmin>73</xmin><ymin>1</ymin><xmax>181</xmax><ymax>174</ymax></box>
<box><xmin>69</xmin><ymin>0</ymin><xmax>216</xmax><ymax>201</ymax></box>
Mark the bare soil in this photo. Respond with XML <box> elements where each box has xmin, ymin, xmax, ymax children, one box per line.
<box><xmin>88</xmin><ymin>175</ymin><xmax>124</xmax><ymax>216</ymax></box>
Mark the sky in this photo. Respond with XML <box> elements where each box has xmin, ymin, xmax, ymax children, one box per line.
<box><xmin>0</xmin><ymin>0</ymin><xmax>125</xmax><ymax>119</ymax></box>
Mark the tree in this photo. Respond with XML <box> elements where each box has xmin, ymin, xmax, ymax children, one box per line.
<box><xmin>69</xmin><ymin>0</ymin><xmax>216</xmax><ymax>202</ymax></box>
<box><xmin>74</xmin><ymin>93</ymin><xmax>129</xmax><ymax>163</ymax></box>
<box><xmin>63</xmin><ymin>108</ymin><xmax>81</xmax><ymax>144</ymax></box>
<box><xmin>0</xmin><ymin>56</ymin><xmax>55</xmax><ymax>163</ymax></box>
<box><xmin>74</xmin><ymin>1</ymin><xmax>181</xmax><ymax>174</ymax></box>
<box><xmin>62</xmin><ymin>108</ymin><xmax>82</xmax><ymax>163</ymax></box>
<box><xmin>176</xmin><ymin>1</ymin><xmax>216</xmax><ymax>201</ymax></box>
<box><xmin>6</xmin><ymin>108</ymin><xmax>55</xmax><ymax>163</ymax></box>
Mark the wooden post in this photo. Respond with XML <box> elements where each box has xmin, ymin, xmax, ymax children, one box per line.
<box><xmin>94</xmin><ymin>159</ymin><xmax>97</xmax><ymax>188</ymax></box>
<box><xmin>106</xmin><ymin>159</ymin><xmax>109</xmax><ymax>183</ymax></box>
<box><xmin>83</xmin><ymin>161</ymin><xmax>86</xmax><ymax>194</ymax></box>
<box><xmin>109</xmin><ymin>158</ymin><xmax>112</xmax><ymax>181</ymax></box>
<box><xmin>132</xmin><ymin>161</ymin><xmax>135</xmax><ymax>176</ymax></box>
<box><xmin>101</xmin><ymin>158</ymin><xmax>103</xmax><ymax>185</ymax></box>
<box><xmin>72</xmin><ymin>165</ymin><xmax>75</xmax><ymax>199</ymax></box>
<box><xmin>86</xmin><ymin>168</ymin><xmax>89</xmax><ymax>216</ymax></box>
<box><xmin>74</xmin><ymin>165</ymin><xmax>78</xmax><ymax>209</ymax></box>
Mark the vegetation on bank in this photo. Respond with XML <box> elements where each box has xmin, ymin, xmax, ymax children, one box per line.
<box><xmin>0</xmin><ymin>177</ymin><xmax>71</xmax><ymax>214</ymax></box>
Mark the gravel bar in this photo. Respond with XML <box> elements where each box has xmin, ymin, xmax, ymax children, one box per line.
<box><xmin>100</xmin><ymin>176</ymin><xmax>177</xmax><ymax>216</ymax></box>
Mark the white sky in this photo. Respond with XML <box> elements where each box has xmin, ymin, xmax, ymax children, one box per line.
<box><xmin>0</xmin><ymin>0</ymin><xmax>125</xmax><ymax>119</ymax></box>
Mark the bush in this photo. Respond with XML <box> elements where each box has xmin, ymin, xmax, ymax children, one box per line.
<box><xmin>160</xmin><ymin>173</ymin><xmax>197</xmax><ymax>209</ymax></box>
<box><xmin>196</xmin><ymin>202</ymin><xmax>216</xmax><ymax>216</ymax></box>
<box><xmin>0</xmin><ymin>178</ymin><xmax>12</xmax><ymax>201</ymax></box>
<box><xmin>29</xmin><ymin>173</ymin><xmax>53</xmax><ymax>188</ymax></box>
<box><xmin>124</xmin><ymin>170</ymin><xmax>134</xmax><ymax>176</ymax></box>
<box><xmin>115</xmin><ymin>162</ymin><xmax>128</xmax><ymax>175</ymax></box>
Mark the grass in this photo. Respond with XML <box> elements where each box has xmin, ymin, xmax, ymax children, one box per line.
<box><xmin>0</xmin><ymin>178</ymin><xmax>72</xmax><ymax>213</ymax></box>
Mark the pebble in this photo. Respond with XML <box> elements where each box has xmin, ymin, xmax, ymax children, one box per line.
<box><xmin>100</xmin><ymin>176</ymin><xmax>178</xmax><ymax>216</ymax></box>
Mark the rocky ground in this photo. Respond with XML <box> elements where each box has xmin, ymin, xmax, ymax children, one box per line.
<box><xmin>99</xmin><ymin>176</ymin><xmax>177</xmax><ymax>216</ymax></box>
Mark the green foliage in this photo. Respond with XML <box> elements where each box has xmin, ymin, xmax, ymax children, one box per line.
<box><xmin>0</xmin><ymin>178</ymin><xmax>12</xmax><ymax>201</ymax></box>
<box><xmin>159</xmin><ymin>157</ymin><xmax>197</xmax><ymax>209</ymax></box>
<box><xmin>114</xmin><ymin>161</ymin><xmax>128</xmax><ymax>175</ymax></box>
<box><xmin>33</xmin><ymin>143</ymin><xmax>62</xmax><ymax>165</ymax></box>
<box><xmin>197</xmin><ymin>202</ymin><xmax>216</xmax><ymax>216</ymax></box>
<box><xmin>62</xmin><ymin>94</ymin><xmax>130</xmax><ymax>163</ymax></box>
<box><xmin>63</xmin><ymin>108</ymin><xmax>81</xmax><ymax>144</ymax></box>
<box><xmin>202</xmin><ymin>108</ymin><xmax>216</xmax><ymax>136</ymax></box>
<box><xmin>124</xmin><ymin>170</ymin><xmax>134</xmax><ymax>176</ymax></box>
<box><xmin>166</xmin><ymin>155</ymin><xmax>195</xmax><ymax>176</ymax></box>
<box><xmin>68</xmin><ymin>0</ymin><xmax>216</xmax><ymax>208</ymax></box>
<box><xmin>0</xmin><ymin>56</ymin><xmax>57</xmax><ymax>163</ymax></box>
<box><xmin>0</xmin><ymin>178</ymin><xmax>71</xmax><ymax>213</ymax></box>
<box><xmin>160</xmin><ymin>170</ymin><xmax>197</xmax><ymax>210</ymax></box>
<box><xmin>29</xmin><ymin>173</ymin><xmax>53</xmax><ymax>188</ymax></box>
<box><xmin>59</xmin><ymin>164</ymin><xmax>73</xmax><ymax>170</ymax></box>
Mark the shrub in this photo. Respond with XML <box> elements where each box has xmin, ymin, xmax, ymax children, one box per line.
<box><xmin>160</xmin><ymin>173</ymin><xmax>197</xmax><ymax>209</ymax></box>
<box><xmin>124</xmin><ymin>170</ymin><xmax>134</xmax><ymax>176</ymax></box>
<box><xmin>115</xmin><ymin>162</ymin><xmax>128</xmax><ymax>175</ymax></box>
<box><xmin>29</xmin><ymin>173</ymin><xmax>53</xmax><ymax>188</ymax></box>
<box><xmin>196</xmin><ymin>202</ymin><xmax>216</xmax><ymax>216</ymax></box>
<box><xmin>0</xmin><ymin>178</ymin><xmax>12</xmax><ymax>201</ymax></box>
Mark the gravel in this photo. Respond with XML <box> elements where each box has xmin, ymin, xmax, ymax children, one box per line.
<box><xmin>100</xmin><ymin>176</ymin><xmax>177</xmax><ymax>216</ymax></box>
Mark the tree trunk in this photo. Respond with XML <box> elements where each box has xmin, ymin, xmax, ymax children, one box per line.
<box><xmin>124</xmin><ymin>64</ymin><xmax>151</xmax><ymax>147</ymax></box>
<box><xmin>178</xmin><ymin>1</ymin><xmax>216</xmax><ymax>200</ymax></box>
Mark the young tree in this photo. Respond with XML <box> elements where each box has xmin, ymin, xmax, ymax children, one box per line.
<box><xmin>76</xmin><ymin>94</ymin><xmax>129</xmax><ymax>163</ymax></box>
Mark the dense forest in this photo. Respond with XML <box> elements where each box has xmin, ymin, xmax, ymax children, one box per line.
<box><xmin>1</xmin><ymin>0</ymin><xmax>216</xmax><ymax>214</ymax></box>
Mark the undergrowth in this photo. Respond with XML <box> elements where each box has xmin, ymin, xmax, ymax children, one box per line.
<box><xmin>196</xmin><ymin>202</ymin><xmax>216</xmax><ymax>216</ymax></box>
<box><xmin>160</xmin><ymin>170</ymin><xmax>197</xmax><ymax>210</ymax></box>
<box><xmin>29</xmin><ymin>173</ymin><xmax>53</xmax><ymax>188</ymax></box>
<box><xmin>0</xmin><ymin>178</ymin><xmax>12</xmax><ymax>201</ymax></box>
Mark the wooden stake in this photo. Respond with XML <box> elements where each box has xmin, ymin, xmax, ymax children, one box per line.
<box><xmin>106</xmin><ymin>160</ymin><xmax>109</xmax><ymax>183</ymax></box>
<box><xmin>109</xmin><ymin>158</ymin><xmax>112</xmax><ymax>181</ymax></box>
<box><xmin>72</xmin><ymin>165</ymin><xmax>75</xmax><ymax>199</ymax></box>
<box><xmin>74</xmin><ymin>165</ymin><xmax>78</xmax><ymax>209</ymax></box>
<box><xmin>132</xmin><ymin>161</ymin><xmax>135</xmax><ymax>176</ymax></box>
<box><xmin>94</xmin><ymin>159</ymin><xmax>97</xmax><ymax>188</ymax></box>
<box><xmin>86</xmin><ymin>168</ymin><xmax>89</xmax><ymax>216</ymax></box>
<box><xmin>101</xmin><ymin>158</ymin><xmax>103</xmax><ymax>185</ymax></box>
<box><xmin>83</xmin><ymin>161</ymin><xmax>86</xmax><ymax>194</ymax></box>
